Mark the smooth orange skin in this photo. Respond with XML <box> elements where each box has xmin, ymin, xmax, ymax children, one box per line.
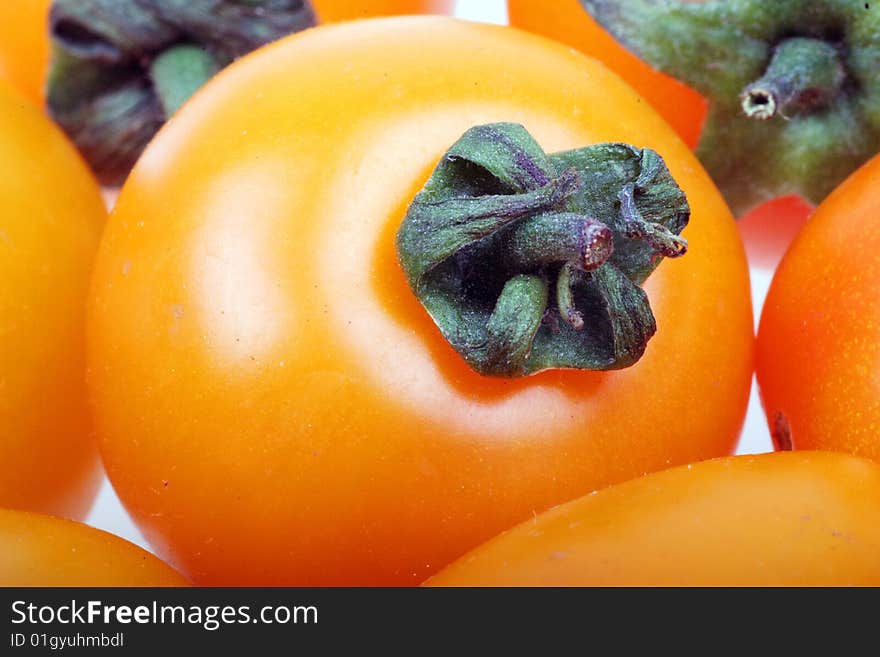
<box><xmin>508</xmin><ymin>0</ymin><xmax>813</xmax><ymax>261</ymax></box>
<box><xmin>312</xmin><ymin>0</ymin><xmax>453</xmax><ymax>22</ymax></box>
<box><xmin>89</xmin><ymin>18</ymin><xmax>753</xmax><ymax>586</ymax></box>
<box><xmin>0</xmin><ymin>509</ymin><xmax>188</xmax><ymax>586</ymax></box>
<box><xmin>0</xmin><ymin>0</ymin><xmax>49</xmax><ymax>107</ymax></box>
<box><xmin>757</xmin><ymin>155</ymin><xmax>880</xmax><ymax>461</ymax></box>
<box><xmin>0</xmin><ymin>83</ymin><xmax>105</xmax><ymax>519</ymax></box>
<box><xmin>427</xmin><ymin>452</ymin><xmax>880</xmax><ymax>586</ymax></box>
<box><xmin>508</xmin><ymin>0</ymin><xmax>707</xmax><ymax>150</ymax></box>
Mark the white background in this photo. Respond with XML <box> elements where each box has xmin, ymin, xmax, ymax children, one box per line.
<box><xmin>85</xmin><ymin>0</ymin><xmax>776</xmax><ymax>552</ymax></box>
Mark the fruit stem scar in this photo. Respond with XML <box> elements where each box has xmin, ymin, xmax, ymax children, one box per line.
<box><xmin>740</xmin><ymin>38</ymin><xmax>846</xmax><ymax>121</ymax></box>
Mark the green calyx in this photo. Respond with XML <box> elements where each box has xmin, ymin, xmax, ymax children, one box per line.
<box><xmin>581</xmin><ymin>0</ymin><xmax>880</xmax><ymax>215</ymax></box>
<box><xmin>396</xmin><ymin>123</ymin><xmax>689</xmax><ymax>378</ymax></box>
<box><xmin>47</xmin><ymin>0</ymin><xmax>316</xmax><ymax>185</ymax></box>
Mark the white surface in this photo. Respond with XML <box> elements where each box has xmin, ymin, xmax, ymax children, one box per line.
<box><xmin>85</xmin><ymin>0</ymin><xmax>775</xmax><ymax>554</ymax></box>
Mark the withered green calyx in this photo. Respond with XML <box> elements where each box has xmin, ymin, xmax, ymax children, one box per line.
<box><xmin>396</xmin><ymin>123</ymin><xmax>689</xmax><ymax>378</ymax></box>
<box><xmin>47</xmin><ymin>0</ymin><xmax>316</xmax><ymax>185</ymax></box>
<box><xmin>581</xmin><ymin>0</ymin><xmax>880</xmax><ymax>215</ymax></box>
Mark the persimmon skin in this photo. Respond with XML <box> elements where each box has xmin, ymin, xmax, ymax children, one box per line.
<box><xmin>757</xmin><ymin>154</ymin><xmax>880</xmax><ymax>460</ymax></box>
<box><xmin>0</xmin><ymin>509</ymin><xmax>188</xmax><ymax>586</ymax></box>
<box><xmin>508</xmin><ymin>0</ymin><xmax>707</xmax><ymax>149</ymax></box>
<box><xmin>312</xmin><ymin>0</ymin><xmax>453</xmax><ymax>22</ymax></box>
<box><xmin>0</xmin><ymin>0</ymin><xmax>50</xmax><ymax>106</ymax></box>
<box><xmin>427</xmin><ymin>452</ymin><xmax>880</xmax><ymax>587</ymax></box>
<box><xmin>89</xmin><ymin>17</ymin><xmax>753</xmax><ymax>586</ymax></box>
<box><xmin>0</xmin><ymin>83</ymin><xmax>105</xmax><ymax>519</ymax></box>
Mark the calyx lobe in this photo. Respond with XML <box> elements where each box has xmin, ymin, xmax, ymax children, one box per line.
<box><xmin>581</xmin><ymin>0</ymin><xmax>880</xmax><ymax>215</ymax></box>
<box><xmin>47</xmin><ymin>0</ymin><xmax>316</xmax><ymax>185</ymax></box>
<box><xmin>396</xmin><ymin>123</ymin><xmax>689</xmax><ymax>378</ymax></box>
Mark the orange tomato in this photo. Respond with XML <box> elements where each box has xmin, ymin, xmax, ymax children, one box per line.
<box><xmin>0</xmin><ymin>82</ymin><xmax>105</xmax><ymax>519</ymax></box>
<box><xmin>89</xmin><ymin>17</ymin><xmax>753</xmax><ymax>586</ymax></box>
<box><xmin>427</xmin><ymin>452</ymin><xmax>880</xmax><ymax>586</ymax></box>
<box><xmin>508</xmin><ymin>0</ymin><xmax>812</xmax><ymax>263</ymax></box>
<box><xmin>312</xmin><ymin>0</ymin><xmax>453</xmax><ymax>22</ymax></box>
<box><xmin>0</xmin><ymin>0</ymin><xmax>50</xmax><ymax>106</ymax></box>
<box><xmin>0</xmin><ymin>508</ymin><xmax>188</xmax><ymax>586</ymax></box>
<box><xmin>757</xmin><ymin>154</ymin><xmax>880</xmax><ymax>460</ymax></box>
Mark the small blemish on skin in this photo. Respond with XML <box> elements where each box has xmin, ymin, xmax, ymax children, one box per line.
<box><xmin>549</xmin><ymin>552</ymin><xmax>570</xmax><ymax>561</ymax></box>
<box><xmin>772</xmin><ymin>412</ymin><xmax>794</xmax><ymax>451</ymax></box>
<box><xmin>170</xmin><ymin>304</ymin><xmax>184</xmax><ymax>320</ymax></box>
<box><xmin>121</xmin><ymin>260</ymin><xmax>131</xmax><ymax>276</ymax></box>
